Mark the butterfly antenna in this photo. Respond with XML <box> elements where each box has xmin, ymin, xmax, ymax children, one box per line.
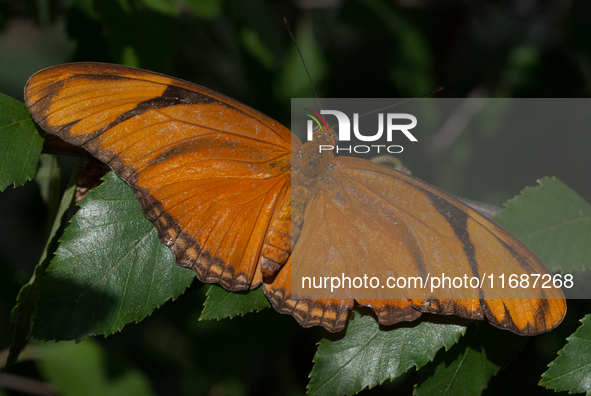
<box><xmin>358</xmin><ymin>87</ymin><xmax>444</xmax><ymax>118</ymax></box>
<box><xmin>284</xmin><ymin>18</ymin><xmax>322</xmax><ymax>112</ymax></box>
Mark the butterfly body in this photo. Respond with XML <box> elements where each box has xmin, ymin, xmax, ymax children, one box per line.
<box><xmin>24</xmin><ymin>63</ymin><xmax>566</xmax><ymax>335</ymax></box>
<box><xmin>261</xmin><ymin>129</ymin><xmax>337</xmax><ymax>277</ymax></box>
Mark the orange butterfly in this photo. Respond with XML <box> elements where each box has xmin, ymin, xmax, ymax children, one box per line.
<box><xmin>24</xmin><ymin>63</ymin><xmax>566</xmax><ymax>335</ymax></box>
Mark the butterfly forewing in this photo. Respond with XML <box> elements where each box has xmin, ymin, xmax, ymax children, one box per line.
<box><xmin>25</xmin><ymin>63</ymin><xmax>294</xmax><ymax>291</ymax></box>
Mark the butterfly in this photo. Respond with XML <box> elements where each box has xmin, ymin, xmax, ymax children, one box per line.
<box><xmin>24</xmin><ymin>62</ymin><xmax>566</xmax><ymax>335</ymax></box>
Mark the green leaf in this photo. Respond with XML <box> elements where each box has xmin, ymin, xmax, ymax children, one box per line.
<box><xmin>31</xmin><ymin>172</ymin><xmax>195</xmax><ymax>341</ymax></box>
<box><xmin>493</xmin><ymin>177</ymin><xmax>591</xmax><ymax>273</ymax></box>
<box><xmin>360</xmin><ymin>0</ymin><xmax>434</xmax><ymax>95</ymax></box>
<box><xmin>34</xmin><ymin>154</ymin><xmax>60</xmax><ymax>203</ymax></box>
<box><xmin>240</xmin><ymin>27</ymin><xmax>276</xmax><ymax>70</ymax></box>
<box><xmin>308</xmin><ymin>313</ymin><xmax>466</xmax><ymax>396</ymax></box>
<box><xmin>415</xmin><ymin>324</ymin><xmax>526</xmax><ymax>396</ymax></box>
<box><xmin>183</xmin><ymin>0</ymin><xmax>222</xmax><ymax>19</ymax></box>
<box><xmin>276</xmin><ymin>21</ymin><xmax>326</xmax><ymax>99</ymax></box>
<box><xmin>73</xmin><ymin>0</ymin><xmax>101</xmax><ymax>20</ymax></box>
<box><xmin>200</xmin><ymin>285</ymin><xmax>269</xmax><ymax>321</ymax></box>
<box><xmin>139</xmin><ymin>0</ymin><xmax>178</xmax><ymax>16</ymax></box>
<box><xmin>76</xmin><ymin>1</ymin><xmax>179</xmax><ymax>73</ymax></box>
<box><xmin>540</xmin><ymin>314</ymin><xmax>591</xmax><ymax>394</ymax></box>
<box><xmin>8</xmin><ymin>159</ymin><xmax>76</xmax><ymax>365</ymax></box>
<box><xmin>37</xmin><ymin>339</ymin><xmax>156</xmax><ymax>396</ymax></box>
<box><xmin>0</xmin><ymin>92</ymin><xmax>44</xmax><ymax>191</ymax></box>
<box><xmin>34</xmin><ymin>154</ymin><xmax>62</xmax><ymax>237</ymax></box>
<box><xmin>233</xmin><ymin>0</ymin><xmax>282</xmax><ymax>69</ymax></box>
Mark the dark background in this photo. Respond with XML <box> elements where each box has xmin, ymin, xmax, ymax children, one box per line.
<box><xmin>0</xmin><ymin>0</ymin><xmax>589</xmax><ymax>395</ymax></box>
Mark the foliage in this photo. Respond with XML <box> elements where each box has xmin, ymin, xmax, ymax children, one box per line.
<box><xmin>540</xmin><ymin>314</ymin><xmax>591</xmax><ymax>394</ymax></box>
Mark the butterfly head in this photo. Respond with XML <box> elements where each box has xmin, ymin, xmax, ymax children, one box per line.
<box><xmin>298</xmin><ymin>125</ymin><xmax>335</xmax><ymax>178</ymax></box>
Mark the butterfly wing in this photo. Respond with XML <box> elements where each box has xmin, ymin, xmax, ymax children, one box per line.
<box><xmin>265</xmin><ymin>156</ymin><xmax>566</xmax><ymax>335</ymax></box>
<box><xmin>25</xmin><ymin>62</ymin><xmax>296</xmax><ymax>291</ymax></box>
